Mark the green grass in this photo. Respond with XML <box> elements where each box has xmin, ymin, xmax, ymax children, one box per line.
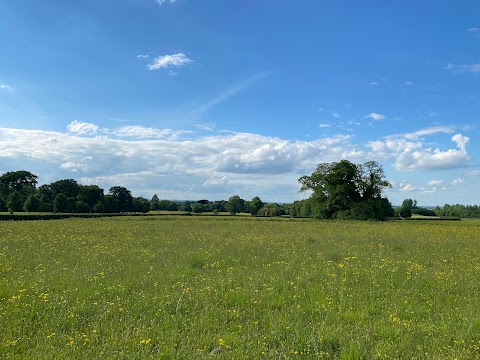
<box><xmin>1</xmin><ymin>217</ymin><xmax>480</xmax><ymax>358</ymax></box>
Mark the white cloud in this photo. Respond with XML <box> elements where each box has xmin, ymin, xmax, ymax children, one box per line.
<box><xmin>400</xmin><ymin>184</ymin><xmax>419</xmax><ymax>192</ymax></box>
<box><xmin>452</xmin><ymin>178</ymin><xmax>464</xmax><ymax>185</ymax></box>
<box><xmin>365</xmin><ymin>113</ymin><xmax>385</xmax><ymax>121</ymax></box>
<box><xmin>403</xmin><ymin>126</ymin><xmax>454</xmax><ymax>140</ymax></box>
<box><xmin>319</xmin><ymin>123</ymin><xmax>332</xmax><ymax>128</ymax></box>
<box><xmin>113</xmin><ymin>126</ymin><xmax>177</xmax><ymax>139</ymax></box>
<box><xmin>66</xmin><ymin>120</ymin><xmax>100</xmax><ymax>136</ymax></box>
<box><xmin>367</xmin><ymin>128</ymin><xmax>471</xmax><ymax>172</ymax></box>
<box><xmin>137</xmin><ymin>54</ymin><xmax>149</xmax><ymax>59</ymax></box>
<box><xmin>468</xmin><ymin>170</ymin><xmax>480</xmax><ymax>176</ymax></box>
<box><xmin>0</xmin><ymin>125</ymin><xmax>369</xmax><ymax>201</ymax></box>
<box><xmin>445</xmin><ymin>63</ymin><xmax>480</xmax><ymax>74</ymax></box>
<box><xmin>404</xmin><ymin>81</ymin><xmax>414</xmax><ymax>86</ymax></box>
<box><xmin>394</xmin><ymin>134</ymin><xmax>470</xmax><ymax>171</ymax></box>
<box><xmin>332</xmin><ymin>112</ymin><xmax>341</xmax><ymax>118</ymax></box>
<box><xmin>147</xmin><ymin>53</ymin><xmax>192</xmax><ymax>70</ymax></box>
<box><xmin>189</xmin><ymin>72</ymin><xmax>270</xmax><ymax>116</ymax></box>
<box><xmin>427</xmin><ymin>180</ymin><xmax>444</xmax><ymax>186</ymax></box>
<box><xmin>156</xmin><ymin>0</ymin><xmax>177</xmax><ymax>5</ymax></box>
<box><xmin>421</xmin><ymin>187</ymin><xmax>438</xmax><ymax>194</ymax></box>
<box><xmin>0</xmin><ymin>84</ymin><xmax>13</xmax><ymax>91</ymax></box>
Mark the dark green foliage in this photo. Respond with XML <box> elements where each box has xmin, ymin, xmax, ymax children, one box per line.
<box><xmin>77</xmin><ymin>185</ymin><xmax>104</xmax><ymax>213</ymax></box>
<box><xmin>297</xmin><ymin>160</ymin><xmax>392</xmax><ymax>220</ymax></box>
<box><xmin>412</xmin><ymin>208</ymin><xmax>437</xmax><ymax>217</ymax></box>
<box><xmin>109</xmin><ymin>186</ymin><xmax>133</xmax><ymax>212</ymax></box>
<box><xmin>150</xmin><ymin>194</ymin><xmax>160</xmax><ymax>210</ymax></box>
<box><xmin>23</xmin><ymin>194</ymin><xmax>41</xmax><ymax>212</ymax></box>
<box><xmin>50</xmin><ymin>179</ymin><xmax>80</xmax><ymax>199</ymax></box>
<box><xmin>7</xmin><ymin>190</ymin><xmax>24</xmax><ymax>212</ymax></box>
<box><xmin>132</xmin><ymin>197</ymin><xmax>150</xmax><ymax>213</ymax></box>
<box><xmin>53</xmin><ymin>193</ymin><xmax>75</xmax><ymax>213</ymax></box>
<box><xmin>399</xmin><ymin>206</ymin><xmax>412</xmax><ymax>218</ymax></box>
<box><xmin>226</xmin><ymin>195</ymin><xmax>245</xmax><ymax>215</ymax></box>
<box><xmin>248</xmin><ymin>196</ymin><xmax>264</xmax><ymax>215</ymax></box>
<box><xmin>181</xmin><ymin>201</ymin><xmax>192</xmax><ymax>212</ymax></box>
<box><xmin>435</xmin><ymin>204</ymin><xmax>480</xmax><ymax>218</ymax></box>
<box><xmin>191</xmin><ymin>203</ymin><xmax>205</xmax><ymax>214</ymax></box>
<box><xmin>0</xmin><ymin>170</ymin><xmax>38</xmax><ymax>197</ymax></box>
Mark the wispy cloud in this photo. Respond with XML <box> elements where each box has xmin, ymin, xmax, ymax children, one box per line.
<box><xmin>0</xmin><ymin>84</ymin><xmax>13</xmax><ymax>91</ymax></box>
<box><xmin>445</xmin><ymin>63</ymin><xmax>480</xmax><ymax>74</ymax></box>
<box><xmin>427</xmin><ymin>180</ymin><xmax>444</xmax><ymax>186</ymax></box>
<box><xmin>190</xmin><ymin>72</ymin><xmax>270</xmax><ymax>115</ymax></box>
<box><xmin>365</xmin><ymin>113</ymin><xmax>385</xmax><ymax>121</ymax></box>
<box><xmin>137</xmin><ymin>54</ymin><xmax>149</xmax><ymax>59</ymax></box>
<box><xmin>112</xmin><ymin>126</ymin><xmax>191</xmax><ymax>140</ymax></box>
<box><xmin>156</xmin><ymin>0</ymin><xmax>177</xmax><ymax>6</ymax></box>
<box><xmin>147</xmin><ymin>53</ymin><xmax>193</xmax><ymax>71</ymax></box>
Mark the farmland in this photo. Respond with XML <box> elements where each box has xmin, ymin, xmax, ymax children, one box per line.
<box><xmin>1</xmin><ymin>217</ymin><xmax>480</xmax><ymax>359</ymax></box>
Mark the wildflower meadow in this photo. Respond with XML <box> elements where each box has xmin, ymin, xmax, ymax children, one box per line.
<box><xmin>1</xmin><ymin>216</ymin><xmax>480</xmax><ymax>358</ymax></box>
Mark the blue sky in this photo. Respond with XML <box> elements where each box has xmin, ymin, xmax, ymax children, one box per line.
<box><xmin>0</xmin><ymin>0</ymin><xmax>479</xmax><ymax>205</ymax></box>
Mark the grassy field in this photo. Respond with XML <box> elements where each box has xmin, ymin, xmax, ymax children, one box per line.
<box><xmin>1</xmin><ymin>217</ymin><xmax>480</xmax><ymax>359</ymax></box>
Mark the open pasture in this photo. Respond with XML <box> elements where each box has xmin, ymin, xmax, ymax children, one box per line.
<box><xmin>1</xmin><ymin>217</ymin><xmax>480</xmax><ymax>359</ymax></box>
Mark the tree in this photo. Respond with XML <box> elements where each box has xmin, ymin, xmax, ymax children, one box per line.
<box><xmin>298</xmin><ymin>160</ymin><xmax>392</xmax><ymax>220</ymax></box>
<box><xmin>78</xmin><ymin>185</ymin><xmax>104</xmax><ymax>213</ymax></box>
<box><xmin>7</xmin><ymin>190</ymin><xmax>24</xmax><ymax>212</ymax></box>
<box><xmin>109</xmin><ymin>186</ymin><xmax>133</xmax><ymax>212</ymax></box>
<box><xmin>399</xmin><ymin>199</ymin><xmax>414</xmax><ymax>218</ymax></box>
<box><xmin>53</xmin><ymin>193</ymin><xmax>75</xmax><ymax>213</ymax></box>
<box><xmin>191</xmin><ymin>203</ymin><xmax>205</xmax><ymax>214</ymax></box>
<box><xmin>23</xmin><ymin>193</ymin><xmax>41</xmax><ymax>212</ymax></box>
<box><xmin>93</xmin><ymin>195</ymin><xmax>118</xmax><ymax>213</ymax></box>
<box><xmin>226</xmin><ymin>195</ymin><xmax>245</xmax><ymax>215</ymax></box>
<box><xmin>50</xmin><ymin>179</ymin><xmax>80</xmax><ymax>199</ymax></box>
<box><xmin>133</xmin><ymin>197</ymin><xmax>150</xmax><ymax>213</ymax></box>
<box><xmin>248</xmin><ymin>196</ymin><xmax>264</xmax><ymax>215</ymax></box>
<box><xmin>150</xmin><ymin>194</ymin><xmax>160</xmax><ymax>211</ymax></box>
<box><xmin>0</xmin><ymin>170</ymin><xmax>38</xmax><ymax>192</ymax></box>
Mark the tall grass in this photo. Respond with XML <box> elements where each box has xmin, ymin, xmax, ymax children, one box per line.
<box><xmin>1</xmin><ymin>217</ymin><xmax>480</xmax><ymax>358</ymax></box>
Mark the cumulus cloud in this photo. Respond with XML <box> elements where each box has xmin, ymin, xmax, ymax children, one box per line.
<box><xmin>367</xmin><ymin>127</ymin><xmax>471</xmax><ymax>172</ymax></box>
<box><xmin>394</xmin><ymin>134</ymin><xmax>470</xmax><ymax>171</ymax></box>
<box><xmin>0</xmin><ymin>124</ymin><xmax>368</xmax><ymax>201</ymax></box>
<box><xmin>427</xmin><ymin>180</ymin><xmax>444</xmax><ymax>186</ymax></box>
<box><xmin>445</xmin><ymin>63</ymin><xmax>480</xmax><ymax>74</ymax></box>
<box><xmin>468</xmin><ymin>170</ymin><xmax>480</xmax><ymax>176</ymax></box>
<box><xmin>452</xmin><ymin>178</ymin><xmax>464</xmax><ymax>185</ymax></box>
<box><xmin>147</xmin><ymin>53</ymin><xmax>192</xmax><ymax>70</ymax></box>
<box><xmin>365</xmin><ymin>113</ymin><xmax>385</xmax><ymax>121</ymax></box>
<box><xmin>66</xmin><ymin>120</ymin><xmax>100</xmax><ymax>136</ymax></box>
<box><xmin>0</xmin><ymin>121</ymin><xmax>474</xmax><ymax>201</ymax></box>
<box><xmin>400</xmin><ymin>184</ymin><xmax>419</xmax><ymax>192</ymax></box>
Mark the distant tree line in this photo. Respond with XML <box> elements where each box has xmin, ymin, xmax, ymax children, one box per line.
<box><xmin>0</xmin><ymin>170</ymin><xmax>284</xmax><ymax>216</ymax></box>
<box><xmin>434</xmin><ymin>204</ymin><xmax>480</xmax><ymax>218</ymax></box>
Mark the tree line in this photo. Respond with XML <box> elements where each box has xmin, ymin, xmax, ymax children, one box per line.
<box><xmin>11</xmin><ymin>161</ymin><xmax>474</xmax><ymax>221</ymax></box>
<box><xmin>0</xmin><ymin>170</ymin><xmax>290</xmax><ymax>216</ymax></box>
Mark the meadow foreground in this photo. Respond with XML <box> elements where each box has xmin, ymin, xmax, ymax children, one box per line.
<box><xmin>1</xmin><ymin>216</ymin><xmax>480</xmax><ymax>359</ymax></box>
